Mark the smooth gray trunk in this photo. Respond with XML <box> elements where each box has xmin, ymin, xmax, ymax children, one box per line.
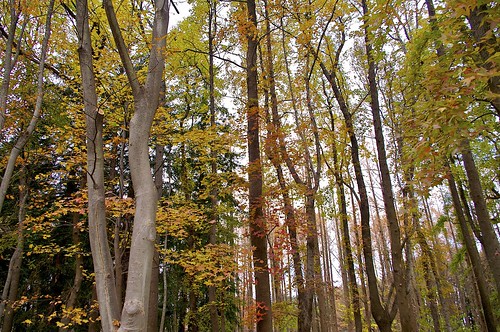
<box><xmin>76</xmin><ymin>0</ymin><xmax>121</xmax><ymax>329</ymax></box>
<box><xmin>102</xmin><ymin>0</ymin><xmax>169</xmax><ymax>330</ymax></box>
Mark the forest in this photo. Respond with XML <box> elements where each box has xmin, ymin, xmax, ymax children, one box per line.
<box><xmin>0</xmin><ymin>0</ymin><xmax>499</xmax><ymax>331</ymax></box>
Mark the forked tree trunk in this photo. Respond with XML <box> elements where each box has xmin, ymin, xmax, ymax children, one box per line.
<box><xmin>102</xmin><ymin>0</ymin><xmax>169</xmax><ymax>329</ymax></box>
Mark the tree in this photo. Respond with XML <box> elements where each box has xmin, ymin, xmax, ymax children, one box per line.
<box><xmin>244</xmin><ymin>0</ymin><xmax>273</xmax><ymax>329</ymax></box>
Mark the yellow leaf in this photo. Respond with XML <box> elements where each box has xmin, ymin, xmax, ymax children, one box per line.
<box><xmin>56</xmin><ymin>322</ymin><xmax>65</xmax><ymax>327</ymax></box>
<box><xmin>22</xmin><ymin>319</ymin><xmax>33</xmax><ymax>325</ymax></box>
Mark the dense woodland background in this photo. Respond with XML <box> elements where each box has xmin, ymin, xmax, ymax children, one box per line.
<box><xmin>0</xmin><ymin>0</ymin><xmax>499</xmax><ymax>331</ymax></box>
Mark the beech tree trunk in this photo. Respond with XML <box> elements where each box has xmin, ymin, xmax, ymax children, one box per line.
<box><xmin>101</xmin><ymin>0</ymin><xmax>169</xmax><ymax>330</ymax></box>
<box><xmin>76</xmin><ymin>0</ymin><xmax>120</xmax><ymax>330</ymax></box>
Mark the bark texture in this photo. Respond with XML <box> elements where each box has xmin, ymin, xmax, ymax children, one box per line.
<box><xmin>245</xmin><ymin>0</ymin><xmax>273</xmax><ymax>330</ymax></box>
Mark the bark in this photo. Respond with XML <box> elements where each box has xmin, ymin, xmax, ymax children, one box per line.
<box><xmin>245</xmin><ymin>0</ymin><xmax>273</xmax><ymax>330</ymax></box>
<box><xmin>208</xmin><ymin>1</ymin><xmax>219</xmax><ymax>329</ymax></box>
<box><xmin>76</xmin><ymin>0</ymin><xmax>121</xmax><ymax>330</ymax></box>
<box><xmin>460</xmin><ymin>140</ymin><xmax>500</xmax><ymax>295</ymax></box>
<box><xmin>102</xmin><ymin>0</ymin><xmax>169</xmax><ymax>329</ymax></box>
<box><xmin>466</xmin><ymin>3</ymin><xmax>500</xmax><ymax>117</ymax></box>
<box><xmin>0</xmin><ymin>1</ymin><xmax>21</xmax><ymax>132</ymax></box>
<box><xmin>0</xmin><ymin>0</ymin><xmax>54</xmax><ymax>214</ymax></box>
<box><xmin>1</xmin><ymin>166</ymin><xmax>27</xmax><ymax>332</ymax></box>
<box><xmin>159</xmin><ymin>234</ymin><xmax>168</xmax><ymax>332</ymax></box>
<box><xmin>360</xmin><ymin>1</ymin><xmax>414</xmax><ymax>330</ymax></box>
<box><xmin>447</xmin><ymin>166</ymin><xmax>497</xmax><ymax>331</ymax></box>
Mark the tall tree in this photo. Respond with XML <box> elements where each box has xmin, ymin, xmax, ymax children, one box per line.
<box><xmin>75</xmin><ymin>0</ymin><xmax>121</xmax><ymax>330</ymax></box>
<box><xmin>360</xmin><ymin>0</ymin><xmax>415</xmax><ymax>329</ymax></box>
<box><xmin>102</xmin><ymin>0</ymin><xmax>170</xmax><ymax>329</ymax></box>
<box><xmin>244</xmin><ymin>0</ymin><xmax>273</xmax><ymax>329</ymax></box>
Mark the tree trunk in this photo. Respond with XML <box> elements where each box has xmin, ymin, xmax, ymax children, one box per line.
<box><xmin>102</xmin><ymin>0</ymin><xmax>169</xmax><ymax>329</ymax></box>
<box><xmin>360</xmin><ymin>0</ymin><xmax>414</xmax><ymax>330</ymax></box>
<box><xmin>208</xmin><ymin>1</ymin><xmax>220</xmax><ymax>329</ymax></box>
<box><xmin>0</xmin><ymin>0</ymin><xmax>54</xmax><ymax>214</ymax></box>
<box><xmin>1</xmin><ymin>165</ymin><xmax>27</xmax><ymax>332</ymax></box>
<box><xmin>319</xmin><ymin>56</ymin><xmax>393</xmax><ymax>330</ymax></box>
<box><xmin>0</xmin><ymin>1</ymin><xmax>21</xmax><ymax>132</ymax></box>
<box><xmin>245</xmin><ymin>0</ymin><xmax>273</xmax><ymax>330</ymax></box>
<box><xmin>466</xmin><ymin>3</ymin><xmax>500</xmax><ymax>117</ymax></box>
<box><xmin>326</xmin><ymin>105</ymin><xmax>362</xmax><ymax>332</ymax></box>
<box><xmin>76</xmin><ymin>0</ymin><xmax>121</xmax><ymax>330</ymax></box>
<box><xmin>447</xmin><ymin>166</ymin><xmax>497</xmax><ymax>331</ymax></box>
<box><xmin>460</xmin><ymin>140</ymin><xmax>500</xmax><ymax>295</ymax></box>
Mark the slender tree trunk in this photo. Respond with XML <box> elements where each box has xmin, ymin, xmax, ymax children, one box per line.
<box><xmin>361</xmin><ymin>1</ymin><xmax>414</xmax><ymax>330</ymax></box>
<box><xmin>319</xmin><ymin>56</ymin><xmax>393</xmax><ymax>329</ymax></box>
<box><xmin>114</xmin><ymin>122</ymin><xmax>128</xmax><ymax>307</ymax></box>
<box><xmin>0</xmin><ymin>0</ymin><xmax>54</xmax><ymax>214</ymax></box>
<box><xmin>1</xmin><ymin>165</ymin><xmax>27</xmax><ymax>332</ymax></box>
<box><xmin>76</xmin><ymin>0</ymin><xmax>120</xmax><ymax>330</ymax></box>
<box><xmin>245</xmin><ymin>0</ymin><xmax>273</xmax><ymax>329</ymax></box>
<box><xmin>208</xmin><ymin>1</ymin><xmax>220</xmax><ymax>329</ymax></box>
<box><xmin>460</xmin><ymin>140</ymin><xmax>500</xmax><ymax>295</ymax></box>
<box><xmin>76</xmin><ymin>0</ymin><xmax>125</xmax><ymax>329</ymax></box>
<box><xmin>88</xmin><ymin>286</ymin><xmax>99</xmax><ymax>332</ymax></box>
<box><xmin>327</xmin><ymin>109</ymin><xmax>362</xmax><ymax>332</ymax></box>
<box><xmin>350</xmin><ymin>188</ymin><xmax>372</xmax><ymax>330</ymax></box>
<box><xmin>447</xmin><ymin>166</ymin><xmax>497</xmax><ymax>331</ymax></box>
<box><xmin>0</xmin><ymin>1</ymin><xmax>21</xmax><ymax>132</ymax></box>
<box><xmin>466</xmin><ymin>3</ymin><xmax>500</xmax><ymax>117</ymax></box>
<box><xmin>148</xmin><ymin>126</ymin><xmax>165</xmax><ymax>332</ymax></box>
<box><xmin>159</xmin><ymin>234</ymin><xmax>168</xmax><ymax>332</ymax></box>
